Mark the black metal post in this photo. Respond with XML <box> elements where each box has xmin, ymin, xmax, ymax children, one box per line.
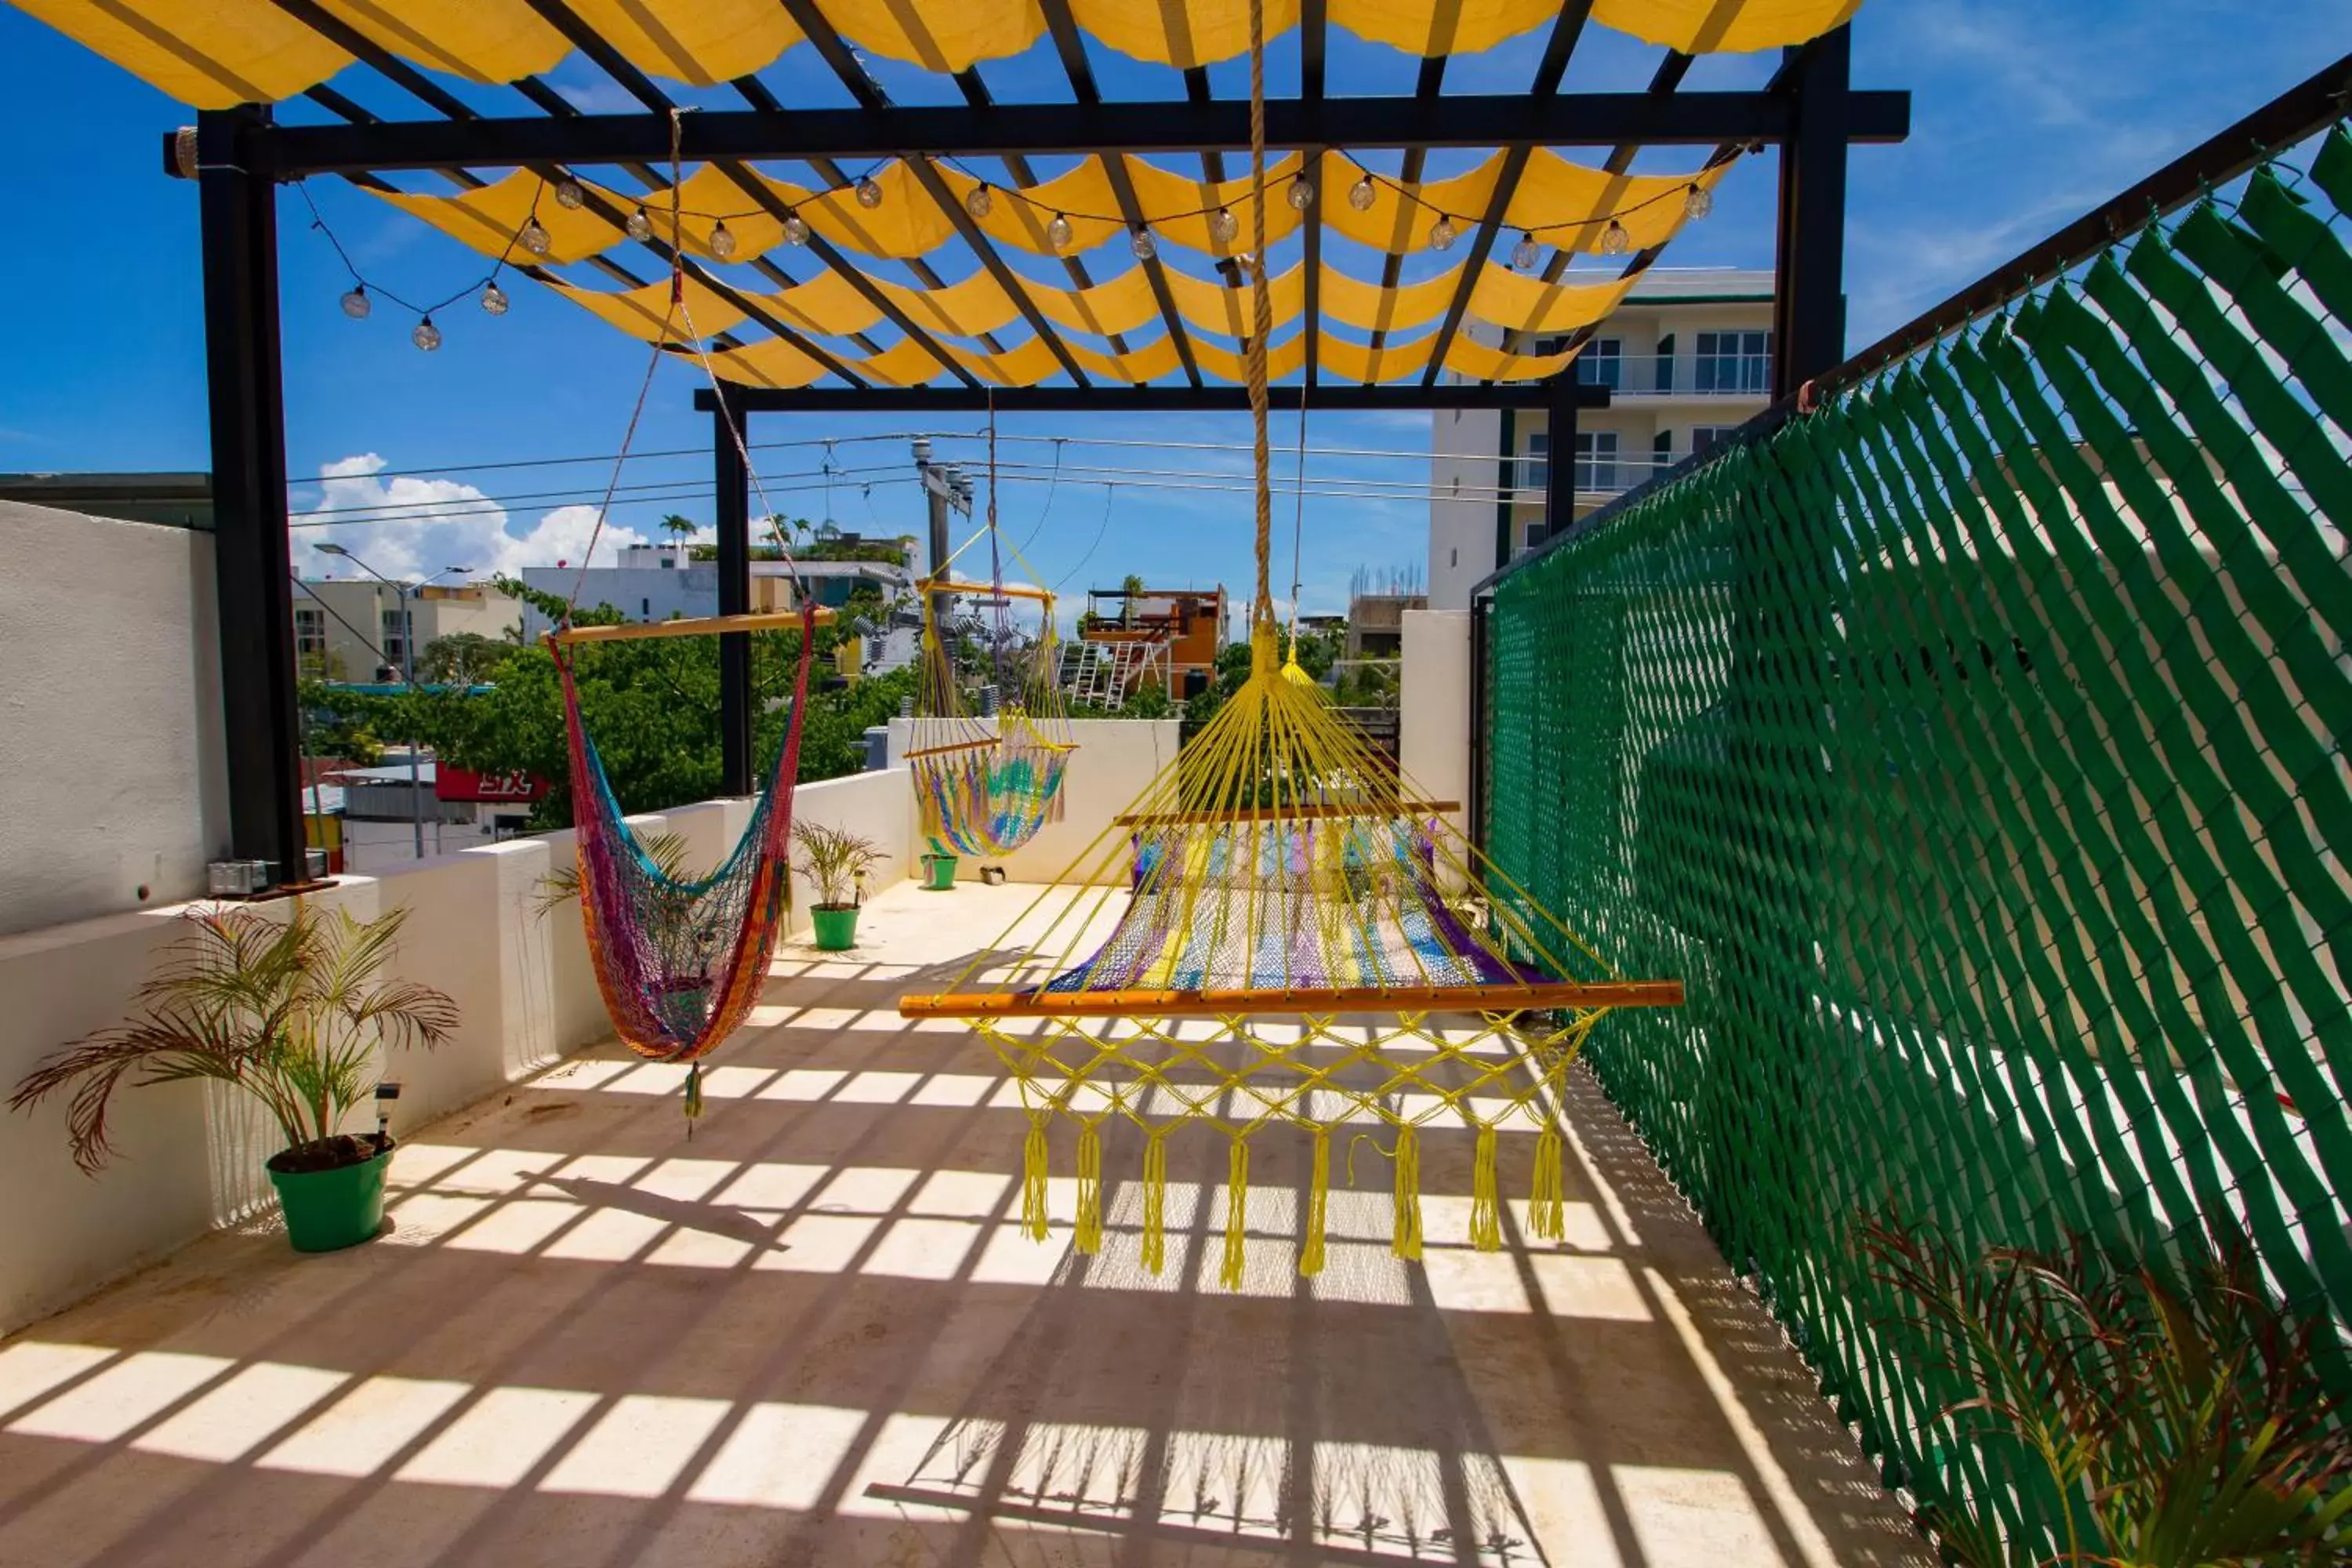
<box><xmin>1773</xmin><ymin>25</ymin><xmax>1851</xmax><ymax>399</ymax></box>
<box><xmin>1541</xmin><ymin>376</ymin><xmax>1580</xmax><ymax>547</ymax></box>
<box><xmin>713</xmin><ymin>394</ymin><xmax>753</xmax><ymax>797</ymax></box>
<box><xmin>198</xmin><ymin>107</ymin><xmax>307</xmax><ymax>884</ymax></box>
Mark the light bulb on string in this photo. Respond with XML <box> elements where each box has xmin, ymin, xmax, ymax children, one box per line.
<box><xmin>709</xmin><ymin>219</ymin><xmax>739</xmax><ymax>259</ymax></box>
<box><xmin>1287</xmin><ymin>175</ymin><xmax>1315</xmax><ymax>211</ymax></box>
<box><xmin>519</xmin><ymin>216</ymin><xmax>550</xmax><ymax>257</ymax></box>
<box><xmin>1129</xmin><ymin>224</ymin><xmax>1157</xmax><ymax>260</ymax></box>
<box><xmin>480</xmin><ymin>281</ymin><xmax>509</xmax><ymax>316</ymax></box>
<box><xmin>1348</xmin><ymin>172</ymin><xmax>1376</xmax><ymax>212</ymax></box>
<box><xmin>412</xmin><ymin>315</ymin><xmax>442</xmax><ymax>351</ymax></box>
<box><xmin>783</xmin><ymin>209</ymin><xmax>810</xmax><ymax>245</ymax></box>
<box><xmin>1428</xmin><ymin>214</ymin><xmax>1458</xmax><ymax>252</ymax></box>
<box><xmin>1683</xmin><ymin>182</ymin><xmax>1713</xmax><ymax>220</ymax></box>
<box><xmin>1511</xmin><ymin>230</ymin><xmax>1541</xmax><ymax>270</ymax></box>
<box><xmin>1599</xmin><ymin>218</ymin><xmax>1630</xmax><ymax>256</ymax></box>
<box><xmin>1210</xmin><ymin>206</ymin><xmax>1239</xmax><ymax>245</ymax></box>
<box><xmin>626</xmin><ymin>205</ymin><xmax>652</xmax><ymax>240</ymax></box>
<box><xmin>340</xmin><ymin>285</ymin><xmax>372</xmax><ymax>320</ymax></box>
<box><xmin>554</xmin><ymin>180</ymin><xmax>585</xmax><ymax>210</ymax></box>
<box><xmin>1047</xmin><ymin>212</ymin><xmax>1074</xmax><ymax>252</ymax></box>
<box><xmin>965</xmin><ymin>183</ymin><xmax>993</xmax><ymax>220</ymax></box>
<box><xmin>855</xmin><ymin>175</ymin><xmax>884</xmax><ymax>209</ymax></box>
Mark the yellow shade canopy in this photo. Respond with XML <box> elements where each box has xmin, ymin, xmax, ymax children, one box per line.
<box><xmin>546</xmin><ymin>275</ymin><xmax>752</xmax><ymax>343</ymax></box>
<box><xmin>373</xmin><ymin>170</ymin><xmax>625</xmax><ymax>266</ymax></box>
<box><xmin>13</xmin><ymin>0</ymin><xmax>1871</xmax><ymax>103</ymax></box>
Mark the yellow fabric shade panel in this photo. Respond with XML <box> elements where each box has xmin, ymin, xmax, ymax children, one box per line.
<box><xmin>1063</xmin><ymin>0</ymin><xmax>1298</xmax><ymax>69</ymax></box>
<box><xmin>1319</xmin><ymin>151</ymin><xmax>1727</xmax><ymax>255</ymax></box>
<box><xmin>1469</xmin><ymin>268</ymin><xmax>1637</xmax><ymax>333</ymax></box>
<box><xmin>1161</xmin><ymin>266</ymin><xmax>1308</xmax><ymax>340</ymax></box>
<box><xmin>692</xmin><ymin>338</ymin><xmax>827</xmax><ymax>389</ymax></box>
<box><xmin>1189</xmin><ymin>334</ymin><xmax>1310</xmax><ymax>384</ymax></box>
<box><xmin>1319</xmin><ymin>332</ymin><xmax>1436</xmax><ymax>386</ymax></box>
<box><xmin>373</xmin><ymin>171</ymin><xmax>625</xmax><ymax>266</ymax></box>
<box><xmin>817</xmin><ymin>0</ymin><xmax>1044</xmax><ymax>73</ymax></box>
<box><xmin>1592</xmin><ymin>0</ymin><xmax>1864</xmax><ymax>53</ymax></box>
<box><xmin>1443</xmin><ymin>335</ymin><xmax>1581</xmax><ymax>382</ymax></box>
<box><xmin>1317</xmin><ymin>266</ymin><xmax>1459</xmax><ymax>336</ymax></box>
<box><xmin>11</xmin><ymin>0</ymin><xmax>352</xmax><ymax>108</ymax></box>
<box><xmin>1123</xmin><ymin>154</ymin><xmax>1308</xmax><ymax>257</ymax></box>
<box><xmin>313</xmin><ymin>0</ymin><xmax>566</xmax><ymax>85</ymax></box>
<box><xmin>1326</xmin><ymin>0</ymin><xmax>1565</xmax><ymax>56</ymax></box>
<box><xmin>547</xmin><ymin>276</ymin><xmax>752</xmax><ymax>342</ymax></box>
<box><xmin>933</xmin><ymin>155</ymin><xmax>1306</xmax><ymax>261</ymax></box>
<box><xmin>561</xmin><ymin>0</ymin><xmax>800</xmax><ymax>86</ymax></box>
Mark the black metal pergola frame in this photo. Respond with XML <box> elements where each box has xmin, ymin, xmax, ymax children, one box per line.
<box><xmin>182</xmin><ymin>11</ymin><xmax>1904</xmax><ymax>884</ymax></box>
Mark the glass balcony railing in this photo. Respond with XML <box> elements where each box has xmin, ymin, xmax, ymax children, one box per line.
<box><xmin>1512</xmin><ymin>452</ymin><xmax>1687</xmax><ymax>498</ymax></box>
<box><xmin>1570</xmin><ymin>354</ymin><xmax>1775</xmax><ymax>395</ymax></box>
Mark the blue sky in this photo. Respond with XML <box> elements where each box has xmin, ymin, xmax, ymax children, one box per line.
<box><xmin>0</xmin><ymin>1</ymin><xmax>2343</xmax><ymax>618</ymax></box>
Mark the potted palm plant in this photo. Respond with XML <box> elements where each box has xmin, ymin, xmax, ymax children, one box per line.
<box><xmin>9</xmin><ymin>904</ymin><xmax>458</xmax><ymax>1253</ymax></box>
<box><xmin>797</xmin><ymin>822</ymin><xmax>883</xmax><ymax>950</ymax></box>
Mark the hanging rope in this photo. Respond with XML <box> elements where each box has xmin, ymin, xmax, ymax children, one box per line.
<box><xmin>1247</xmin><ymin>0</ymin><xmax>1275</xmax><ymax>659</ymax></box>
<box><xmin>1286</xmin><ymin>384</ymin><xmax>1308</xmax><ymax>662</ymax></box>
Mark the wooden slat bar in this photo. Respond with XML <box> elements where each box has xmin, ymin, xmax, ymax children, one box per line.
<box><xmin>1113</xmin><ymin>800</ymin><xmax>1461</xmax><ymax>827</ymax></box>
<box><xmin>899</xmin><ymin>978</ymin><xmax>1682</xmax><ymax>1020</ymax></box>
<box><xmin>902</xmin><ymin>735</ymin><xmax>1004</xmax><ymax>761</ymax></box>
<box><xmin>546</xmin><ymin>608</ymin><xmax>832</xmax><ymax>645</ymax></box>
<box><xmin>917</xmin><ymin>578</ymin><xmax>1056</xmax><ymax>603</ymax></box>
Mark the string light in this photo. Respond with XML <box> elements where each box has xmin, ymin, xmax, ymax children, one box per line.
<box><xmin>480</xmin><ymin>281</ymin><xmax>509</xmax><ymax>316</ymax></box>
<box><xmin>626</xmin><ymin>205</ymin><xmax>652</xmax><ymax>239</ymax></box>
<box><xmin>1348</xmin><ymin>174</ymin><xmax>1377</xmax><ymax>211</ymax></box>
<box><xmin>709</xmin><ymin>219</ymin><xmax>739</xmax><ymax>259</ymax></box>
<box><xmin>855</xmin><ymin>175</ymin><xmax>884</xmax><ymax>209</ymax></box>
<box><xmin>1210</xmin><ymin>206</ymin><xmax>1239</xmax><ymax>245</ymax></box>
<box><xmin>965</xmin><ymin>183</ymin><xmax>994</xmax><ymax>220</ymax></box>
<box><xmin>412</xmin><ymin>315</ymin><xmax>442</xmax><ymax>351</ymax></box>
<box><xmin>1599</xmin><ymin>218</ymin><xmax>1631</xmax><ymax>256</ymax></box>
<box><xmin>1428</xmin><ymin>214</ymin><xmax>1458</xmax><ymax>252</ymax></box>
<box><xmin>1129</xmin><ymin>224</ymin><xmax>1157</xmax><ymax>260</ymax></box>
<box><xmin>1287</xmin><ymin>175</ymin><xmax>1315</xmax><ymax>212</ymax></box>
<box><xmin>341</xmin><ymin>285</ymin><xmax>372</xmax><ymax>320</ymax></box>
<box><xmin>1047</xmin><ymin>212</ymin><xmax>1074</xmax><ymax>251</ymax></box>
<box><xmin>554</xmin><ymin>180</ymin><xmax>585</xmax><ymax>210</ymax></box>
<box><xmin>1511</xmin><ymin>231</ymin><xmax>1541</xmax><ymax>270</ymax></box>
<box><xmin>783</xmin><ymin>209</ymin><xmax>810</xmax><ymax>245</ymax></box>
<box><xmin>519</xmin><ymin>216</ymin><xmax>550</xmax><ymax>257</ymax></box>
<box><xmin>1684</xmin><ymin>182</ymin><xmax>1713</xmax><ymax>220</ymax></box>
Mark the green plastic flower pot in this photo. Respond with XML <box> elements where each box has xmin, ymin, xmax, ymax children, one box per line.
<box><xmin>811</xmin><ymin>905</ymin><xmax>860</xmax><ymax>950</ymax></box>
<box><xmin>267</xmin><ymin>1140</ymin><xmax>392</xmax><ymax>1253</ymax></box>
<box><xmin>921</xmin><ymin>852</ymin><xmax>958</xmax><ymax>891</ymax></box>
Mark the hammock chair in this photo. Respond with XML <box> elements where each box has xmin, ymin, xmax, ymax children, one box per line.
<box><xmin>543</xmin><ymin>111</ymin><xmax>830</xmax><ymax>1118</ymax></box>
<box><xmin>901</xmin><ymin>0</ymin><xmax>1682</xmax><ymax>1282</ymax></box>
<box><xmin>907</xmin><ymin>408</ymin><xmax>1076</xmax><ymax>858</ymax></box>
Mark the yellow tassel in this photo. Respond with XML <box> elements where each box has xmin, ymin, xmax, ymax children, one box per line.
<box><xmin>1470</xmin><ymin>1124</ymin><xmax>1501</xmax><ymax>1251</ymax></box>
<box><xmin>1022</xmin><ymin>1113</ymin><xmax>1051</xmax><ymax>1241</ymax></box>
<box><xmin>1300</xmin><ymin>1128</ymin><xmax>1330</xmax><ymax>1278</ymax></box>
<box><xmin>1141</xmin><ymin>1131</ymin><xmax>1168</xmax><ymax>1276</ymax></box>
<box><xmin>1221</xmin><ymin>1138</ymin><xmax>1250</xmax><ymax>1290</ymax></box>
<box><xmin>1392</xmin><ymin>1124</ymin><xmax>1423</xmax><ymax>1261</ymax></box>
<box><xmin>1074</xmin><ymin>1121</ymin><xmax>1103</xmax><ymax>1255</ymax></box>
<box><xmin>1531</xmin><ymin>1124</ymin><xmax>1565</xmax><ymax>1242</ymax></box>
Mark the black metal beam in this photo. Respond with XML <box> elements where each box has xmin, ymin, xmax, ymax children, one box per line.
<box><xmin>695</xmin><ymin>383</ymin><xmax>1611</xmax><ymax>413</ymax></box>
<box><xmin>1539</xmin><ymin>376</ymin><xmax>1578</xmax><ymax>546</ymax></box>
<box><xmin>1298</xmin><ymin>0</ymin><xmax>1327</xmax><ymax>386</ymax></box>
<box><xmin>198</xmin><ymin>107</ymin><xmax>307</xmax><ymax>883</ymax></box>
<box><xmin>1773</xmin><ymin>25</ymin><xmax>1850</xmax><ymax>398</ymax></box>
<box><xmin>904</xmin><ymin>156</ymin><xmax>1091</xmax><ymax>385</ymax></box>
<box><xmin>712</xmin><ymin>397</ymin><xmax>755</xmax><ymax>796</ymax></box>
<box><xmin>1363</xmin><ymin>56</ymin><xmax>1449</xmax><ymax>356</ymax></box>
<box><xmin>1419</xmin><ymin>2</ymin><xmax>1594</xmax><ymax>386</ymax></box>
<box><xmin>260</xmin><ymin>90</ymin><xmax>1911</xmax><ymax>176</ymax></box>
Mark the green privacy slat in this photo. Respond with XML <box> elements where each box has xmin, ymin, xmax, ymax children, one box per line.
<box><xmin>1483</xmin><ymin>119</ymin><xmax>2352</xmax><ymax>1551</ymax></box>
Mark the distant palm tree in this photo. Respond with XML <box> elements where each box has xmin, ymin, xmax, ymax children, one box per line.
<box><xmin>661</xmin><ymin>514</ymin><xmax>696</xmax><ymax>544</ymax></box>
<box><xmin>1120</xmin><ymin>572</ymin><xmax>1145</xmax><ymax>627</ymax></box>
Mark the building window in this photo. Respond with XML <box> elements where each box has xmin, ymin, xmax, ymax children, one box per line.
<box><xmin>641</xmin><ymin>597</ymin><xmax>652</xmax><ymax>617</ymax></box>
<box><xmin>1654</xmin><ymin>332</ymin><xmax>1676</xmax><ymax>394</ymax></box>
<box><xmin>294</xmin><ymin>606</ymin><xmax>325</xmax><ymax>665</ymax></box>
<box><xmin>1695</xmin><ymin>330</ymin><xmax>1773</xmax><ymax>393</ymax></box>
<box><xmin>1651</xmin><ymin>430</ymin><xmax>1675</xmax><ymax>481</ymax></box>
<box><xmin>379</xmin><ymin>608</ymin><xmax>408</xmax><ymax>673</ymax></box>
<box><xmin>1691</xmin><ymin>424</ymin><xmax>1741</xmax><ymax>457</ymax></box>
<box><xmin>1520</xmin><ymin>431</ymin><xmax>1548</xmax><ymax>494</ymax></box>
<box><xmin>1573</xmin><ymin>338</ymin><xmax>1624</xmax><ymax>389</ymax></box>
<box><xmin>1574</xmin><ymin>431</ymin><xmax>1621</xmax><ymax>492</ymax></box>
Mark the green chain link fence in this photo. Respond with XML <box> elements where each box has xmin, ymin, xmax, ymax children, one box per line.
<box><xmin>1485</xmin><ymin>119</ymin><xmax>2352</xmax><ymax>1542</ymax></box>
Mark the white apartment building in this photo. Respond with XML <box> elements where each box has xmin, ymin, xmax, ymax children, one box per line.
<box><xmin>514</xmin><ymin>539</ymin><xmax>920</xmax><ymax>655</ymax></box>
<box><xmin>1428</xmin><ymin>267</ymin><xmax>1776</xmax><ymax>610</ymax></box>
<box><xmin>292</xmin><ymin>579</ymin><xmax>513</xmax><ymax>682</ymax></box>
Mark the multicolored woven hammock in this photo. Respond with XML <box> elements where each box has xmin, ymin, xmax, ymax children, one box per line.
<box><xmin>912</xmin><ymin>711</ymin><xmax>1069</xmax><ymax>857</ymax></box>
<box><xmin>554</xmin><ymin>608</ymin><xmax>815</xmax><ymax>1065</ymax></box>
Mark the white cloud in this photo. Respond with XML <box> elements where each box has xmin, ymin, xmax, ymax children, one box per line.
<box><xmin>289</xmin><ymin>454</ymin><xmax>659</xmax><ymax>584</ymax></box>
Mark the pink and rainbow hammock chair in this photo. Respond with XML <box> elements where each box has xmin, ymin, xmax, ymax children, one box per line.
<box><xmin>553</xmin><ymin>608</ymin><xmax>815</xmax><ymax>1087</ymax></box>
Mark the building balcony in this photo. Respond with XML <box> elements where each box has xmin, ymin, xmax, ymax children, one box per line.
<box><xmin>1571</xmin><ymin>354</ymin><xmax>1775</xmax><ymax>399</ymax></box>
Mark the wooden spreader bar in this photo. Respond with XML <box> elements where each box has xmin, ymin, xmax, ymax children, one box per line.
<box><xmin>545</xmin><ymin>608</ymin><xmax>833</xmax><ymax>645</ymax></box>
<box><xmin>899</xmin><ymin>978</ymin><xmax>1683</xmax><ymax>1021</ymax></box>
<box><xmin>902</xmin><ymin>735</ymin><xmax>1005</xmax><ymax>761</ymax></box>
<box><xmin>1113</xmin><ymin>800</ymin><xmax>1461</xmax><ymax>827</ymax></box>
<box><xmin>917</xmin><ymin>578</ymin><xmax>1055</xmax><ymax>603</ymax></box>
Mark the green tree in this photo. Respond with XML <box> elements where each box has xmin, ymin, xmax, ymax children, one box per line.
<box><xmin>660</xmin><ymin>513</ymin><xmax>697</xmax><ymax>541</ymax></box>
<box><xmin>416</xmin><ymin>632</ymin><xmax>517</xmax><ymax>686</ymax></box>
<box><xmin>1120</xmin><ymin>573</ymin><xmax>1145</xmax><ymax>627</ymax></box>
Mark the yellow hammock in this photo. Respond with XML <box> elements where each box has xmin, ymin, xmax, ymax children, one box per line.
<box><xmin>900</xmin><ymin>0</ymin><xmax>1681</xmax><ymax>1286</ymax></box>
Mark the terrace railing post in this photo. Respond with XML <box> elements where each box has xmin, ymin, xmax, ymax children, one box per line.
<box><xmin>1541</xmin><ymin>376</ymin><xmax>1579</xmax><ymax>547</ymax></box>
<box><xmin>713</xmin><ymin>394</ymin><xmax>753</xmax><ymax>797</ymax></box>
<box><xmin>198</xmin><ymin>106</ymin><xmax>307</xmax><ymax>886</ymax></box>
<box><xmin>1468</xmin><ymin>591</ymin><xmax>1490</xmax><ymax>868</ymax></box>
<box><xmin>1773</xmin><ymin>24</ymin><xmax>1851</xmax><ymax>398</ymax></box>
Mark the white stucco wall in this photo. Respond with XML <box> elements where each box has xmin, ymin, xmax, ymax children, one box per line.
<box><xmin>0</xmin><ymin>770</ymin><xmax>916</xmax><ymax>1334</ymax></box>
<box><xmin>1400</xmin><ymin>610</ymin><xmax>1472</xmax><ymax>844</ymax></box>
<box><xmin>1428</xmin><ymin>408</ymin><xmax>1504</xmax><ymax>613</ymax></box>
<box><xmin>885</xmin><ymin>717</ymin><xmax>1180</xmax><ymax>886</ymax></box>
<box><xmin>0</xmin><ymin>500</ymin><xmax>230</xmax><ymax>938</ymax></box>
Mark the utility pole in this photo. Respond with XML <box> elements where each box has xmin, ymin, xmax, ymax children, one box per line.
<box><xmin>912</xmin><ymin>437</ymin><xmax>972</xmax><ymax>637</ymax></box>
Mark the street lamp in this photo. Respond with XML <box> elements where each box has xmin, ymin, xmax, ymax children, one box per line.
<box><xmin>311</xmin><ymin>546</ymin><xmax>474</xmax><ymax>858</ymax></box>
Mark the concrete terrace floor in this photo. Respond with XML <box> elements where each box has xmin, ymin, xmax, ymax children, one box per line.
<box><xmin>0</xmin><ymin>881</ymin><xmax>1928</xmax><ymax>1568</ymax></box>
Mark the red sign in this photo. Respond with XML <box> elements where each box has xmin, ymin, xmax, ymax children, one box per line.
<box><xmin>436</xmin><ymin>766</ymin><xmax>550</xmax><ymax>804</ymax></box>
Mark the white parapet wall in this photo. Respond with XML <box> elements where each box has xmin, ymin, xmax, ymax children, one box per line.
<box><xmin>1399</xmin><ymin>609</ymin><xmax>1472</xmax><ymax>837</ymax></box>
<box><xmin>885</xmin><ymin>717</ymin><xmax>1180</xmax><ymax>885</ymax></box>
<box><xmin>0</xmin><ymin>767</ymin><xmax>914</xmax><ymax>1334</ymax></box>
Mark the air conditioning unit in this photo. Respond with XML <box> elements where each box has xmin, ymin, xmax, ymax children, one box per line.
<box><xmin>207</xmin><ymin>859</ymin><xmax>273</xmax><ymax>897</ymax></box>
